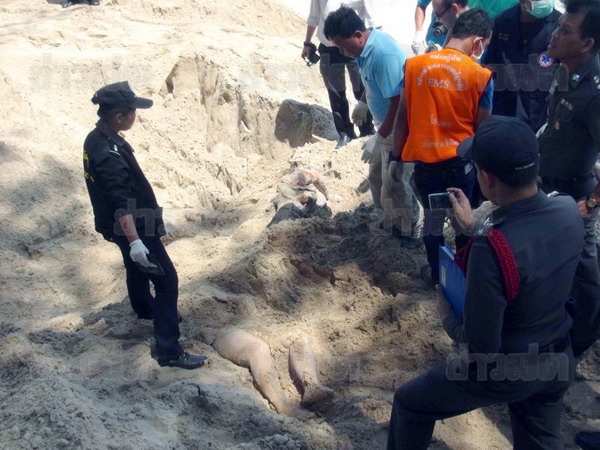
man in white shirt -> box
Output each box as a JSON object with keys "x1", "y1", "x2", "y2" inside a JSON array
[{"x1": 302, "y1": 0, "x2": 379, "y2": 148}]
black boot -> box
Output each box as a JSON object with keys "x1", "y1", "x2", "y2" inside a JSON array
[
  {"x1": 158, "y1": 352, "x2": 207, "y2": 370},
  {"x1": 575, "y1": 431, "x2": 600, "y2": 450}
]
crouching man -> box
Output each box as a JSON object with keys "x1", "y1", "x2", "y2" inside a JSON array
[{"x1": 387, "y1": 116, "x2": 584, "y2": 449}]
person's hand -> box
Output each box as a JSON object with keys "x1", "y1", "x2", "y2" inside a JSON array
[
  {"x1": 411, "y1": 30, "x2": 426, "y2": 55},
  {"x1": 129, "y1": 239, "x2": 154, "y2": 267},
  {"x1": 361, "y1": 134, "x2": 383, "y2": 164},
  {"x1": 301, "y1": 44, "x2": 311, "y2": 60},
  {"x1": 352, "y1": 100, "x2": 369, "y2": 126},
  {"x1": 435, "y1": 284, "x2": 453, "y2": 321},
  {"x1": 447, "y1": 188, "x2": 475, "y2": 232},
  {"x1": 578, "y1": 199, "x2": 593, "y2": 218}
]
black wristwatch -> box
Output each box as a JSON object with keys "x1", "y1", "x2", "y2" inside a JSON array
[{"x1": 303, "y1": 41, "x2": 312, "y2": 47}]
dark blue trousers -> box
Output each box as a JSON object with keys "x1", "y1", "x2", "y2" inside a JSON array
[
  {"x1": 414, "y1": 159, "x2": 476, "y2": 283},
  {"x1": 111, "y1": 235, "x2": 183, "y2": 360},
  {"x1": 388, "y1": 347, "x2": 575, "y2": 449}
]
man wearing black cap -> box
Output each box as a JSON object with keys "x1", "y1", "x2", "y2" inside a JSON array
[
  {"x1": 538, "y1": 0, "x2": 600, "y2": 361},
  {"x1": 83, "y1": 81, "x2": 206, "y2": 370},
  {"x1": 387, "y1": 116, "x2": 584, "y2": 450}
]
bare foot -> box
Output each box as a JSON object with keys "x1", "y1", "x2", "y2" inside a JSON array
[{"x1": 301, "y1": 385, "x2": 334, "y2": 406}]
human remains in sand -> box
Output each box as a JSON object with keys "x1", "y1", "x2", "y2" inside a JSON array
[
  {"x1": 269, "y1": 166, "x2": 332, "y2": 226},
  {"x1": 202, "y1": 328, "x2": 333, "y2": 415}
]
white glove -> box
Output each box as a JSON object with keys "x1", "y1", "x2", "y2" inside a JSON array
[
  {"x1": 129, "y1": 239, "x2": 154, "y2": 267},
  {"x1": 411, "y1": 30, "x2": 426, "y2": 55},
  {"x1": 352, "y1": 100, "x2": 369, "y2": 126},
  {"x1": 360, "y1": 133, "x2": 385, "y2": 164}
]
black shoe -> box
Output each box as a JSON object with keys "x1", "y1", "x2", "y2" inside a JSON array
[
  {"x1": 62, "y1": 0, "x2": 75, "y2": 7},
  {"x1": 89, "y1": 0, "x2": 100, "y2": 5},
  {"x1": 158, "y1": 352, "x2": 207, "y2": 370},
  {"x1": 576, "y1": 431, "x2": 600, "y2": 450},
  {"x1": 335, "y1": 132, "x2": 354, "y2": 149}
]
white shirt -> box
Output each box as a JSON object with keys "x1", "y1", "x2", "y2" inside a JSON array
[{"x1": 307, "y1": 0, "x2": 382, "y2": 47}]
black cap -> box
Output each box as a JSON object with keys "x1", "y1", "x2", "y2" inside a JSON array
[
  {"x1": 457, "y1": 116, "x2": 539, "y2": 175},
  {"x1": 91, "y1": 81, "x2": 153, "y2": 110}
]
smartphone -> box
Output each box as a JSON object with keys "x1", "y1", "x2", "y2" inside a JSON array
[
  {"x1": 134, "y1": 253, "x2": 165, "y2": 276},
  {"x1": 428, "y1": 192, "x2": 452, "y2": 210}
]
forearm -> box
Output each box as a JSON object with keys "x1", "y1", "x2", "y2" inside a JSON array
[
  {"x1": 378, "y1": 95, "x2": 400, "y2": 138},
  {"x1": 414, "y1": 5, "x2": 426, "y2": 31},
  {"x1": 443, "y1": 316, "x2": 467, "y2": 344},
  {"x1": 118, "y1": 214, "x2": 140, "y2": 244},
  {"x1": 304, "y1": 26, "x2": 316, "y2": 43},
  {"x1": 391, "y1": 100, "x2": 408, "y2": 159}
]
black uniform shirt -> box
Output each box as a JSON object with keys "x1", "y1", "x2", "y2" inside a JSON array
[
  {"x1": 539, "y1": 55, "x2": 600, "y2": 179},
  {"x1": 483, "y1": 5, "x2": 561, "y2": 132},
  {"x1": 83, "y1": 120, "x2": 164, "y2": 238},
  {"x1": 443, "y1": 191, "x2": 584, "y2": 354}
]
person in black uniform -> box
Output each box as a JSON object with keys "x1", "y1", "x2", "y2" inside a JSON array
[
  {"x1": 483, "y1": 0, "x2": 561, "y2": 132},
  {"x1": 538, "y1": 0, "x2": 600, "y2": 359},
  {"x1": 387, "y1": 116, "x2": 584, "y2": 450},
  {"x1": 83, "y1": 81, "x2": 206, "y2": 370}
]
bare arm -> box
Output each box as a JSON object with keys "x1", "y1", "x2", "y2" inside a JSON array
[
  {"x1": 378, "y1": 95, "x2": 400, "y2": 139},
  {"x1": 118, "y1": 214, "x2": 140, "y2": 244},
  {"x1": 415, "y1": 4, "x2": 426, "y2": 32},
  {"x1": 391, "y1": 89, "x2": 408, "y2": 159},
  {"x1": 475, "y1": 107, "x2": 491, "y2": 130}
]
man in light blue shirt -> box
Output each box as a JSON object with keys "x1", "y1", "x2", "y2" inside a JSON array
[{"x1": 325, "y1": 6, "x2": 421, "y2": 245}]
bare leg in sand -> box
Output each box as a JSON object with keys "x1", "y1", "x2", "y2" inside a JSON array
[
  {"x1": 288, "y1": 336, "x2": 334, "y2": 406},
  {"x1": 213, "y1": 328, "x2": 292, "y2": 414},
  {"x1": 209, "y1": 328, "x2": 333, "y2": 414}
]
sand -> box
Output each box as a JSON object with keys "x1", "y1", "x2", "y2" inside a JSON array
[{"x1": 0, "y1": 0, "x2": 598, "y2": 448}]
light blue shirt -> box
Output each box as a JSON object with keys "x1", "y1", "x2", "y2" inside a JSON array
[
  {"x1": 417, "y1": 0, "x2": 447, "y2": 47},
  {"x1": 356, "y1": 28, "x2": 406, "y2": 125}
]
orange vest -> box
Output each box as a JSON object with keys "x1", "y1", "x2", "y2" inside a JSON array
[{"x1": 402, "y1": 49, "x2": 492, "y2": 164}]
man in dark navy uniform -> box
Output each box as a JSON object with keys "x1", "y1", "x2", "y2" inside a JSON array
[
  {"x1": 83, "y1": 82, "x2": 207, "y2": 370},
  {"x1": 387, "y1": 116, "x2": 583, "y2": 450},
  {"x1": 483, "y1": 0, "x2": 561, "y2": 132},
  {"x1": 538, "y1": 0, "x2": 600, "y2": 360}
]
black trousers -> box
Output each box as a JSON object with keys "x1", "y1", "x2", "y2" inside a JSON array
[
  {"x1": 414, "y1": 159, "x2": 476, "y2": 283},
  {"x1": 388, "y1": 347, "x2": 575, "y2": 450},
  {"x1": 318, "y1": 44, "x2": 374, "y2": 137},
  {"x1": 540, "y1": 176, "x2": 600, "y2": 355},
  {"x1": 111, "y1": 235, "x2": 183, "y2": 360}
]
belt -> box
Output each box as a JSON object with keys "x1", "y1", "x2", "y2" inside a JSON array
[
  {"x1": 541, "y1": 174, "x2": 594, "y2": 187},
  {"x1": 538, "y1": 335, "x2": 570, "y2": 354}
]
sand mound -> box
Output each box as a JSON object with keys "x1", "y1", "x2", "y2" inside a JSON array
[{"x1": 1, "y1": 0, "x2": 599, "y2": 449}]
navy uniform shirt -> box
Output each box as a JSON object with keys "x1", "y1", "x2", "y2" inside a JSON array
[
  {"x1": 83, "y1": 120, "x2": 164, "y2": 238},
  {"x1": 443, "y1": 191, "x2": 584, "y2": 354},
  {"x1": 539, "y1": 55, "x2": 600, "y2": 182},
  {"x1": 483, "y1": 5, "x2": 561, "y2": 132}
]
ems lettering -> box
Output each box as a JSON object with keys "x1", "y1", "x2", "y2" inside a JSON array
[{"x1": 428, "y1": 78, "x2": 450, "y2": 89}]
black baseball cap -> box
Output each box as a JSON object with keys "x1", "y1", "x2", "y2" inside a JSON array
[
  {"x1": 91, "y1": 81, "x2": 153, "y2": 110},
  {"x1": 457, "y1": 116, "x2": 539, "y2": 175}
]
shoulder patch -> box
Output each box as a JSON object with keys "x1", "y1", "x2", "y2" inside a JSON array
[{"x1": 538, "y1": 52, "x2": 554, "y2": 68}]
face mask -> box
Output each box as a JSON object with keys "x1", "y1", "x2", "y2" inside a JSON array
[
  {"x1": 529, "y1": 0, "x2": 554, "y2": 19},
  {"x1": 471, "y1": 39, "x2": 484, "y2": 62}
]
